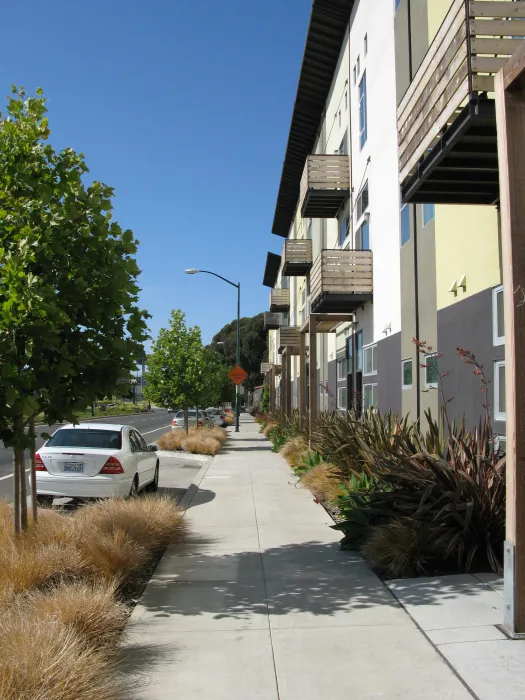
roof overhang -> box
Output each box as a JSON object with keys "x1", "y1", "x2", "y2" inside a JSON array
[
  {"x1": 272, "y1": 0, "x2": 354, "y2": 238},
  {"x1": 262, "y1": 252, "x2": 282, "y2": 288}
]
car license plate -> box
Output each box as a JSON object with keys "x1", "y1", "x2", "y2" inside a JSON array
[{"x1": 63, "y1": 462, "x2": 84, "y2": 473}]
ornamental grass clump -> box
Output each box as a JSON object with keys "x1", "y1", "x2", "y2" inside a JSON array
[{"x1": 300, "y1": 463, "x2": 342, "y2": 504}]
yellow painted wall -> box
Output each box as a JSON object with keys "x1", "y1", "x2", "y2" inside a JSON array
[
  {"x1": 427, "y1": 0, "x2": 452, "y2": 41},
  {"x1": 435, "y1": 206, "x2": 501, "y2": 310}
]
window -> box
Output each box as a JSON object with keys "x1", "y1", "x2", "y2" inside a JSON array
[
  {"x1": 422, "y1": 203, "x2": 435, "y2": 227},
  {"x1": 337, "y1": 358, "x2": 348, "y2": 380},
  {"x1": 363, "y1": 343, "x2": 377, "y2": 375},
  {"x1": 129, "y1": 431, "x2": 142, "y2": 453},
  {"x1": 339, "y1": 131, "x2": 348, "y2": 156},
  {"x1": 338, "y1": 386, "x2": 348, "y2": 410},
  {"x1": 493, "y1": 284, "x2": 504, "y2": 346},
  {"x1": 353, "y1": 65, "x2": 357, "y2": 85},
  {"x1": 307, "y1": 219, "x2": 312, "y2": 240},
  {"x1": 357, "y1": 55, "x2": 361, "y2": 76},
  {"x1": 424, "y1": 353, "x2": 440, "y2": 388},
  {"x1": 364, "y1": 34, "x2": 368, "y2": 56},
  {"x1": 494, "y1": 360, "x2": 506, "y2": 421},
  {"x1": 402, "y1": 359, "x2": 413, "y2": 389},
  {"x1": 395, "y1": 0, "x2": 402, "y2": 11},
  {"x1": 401, "y1": 203, "x2": 410, "y2": 246},
  {"x1": 359, "y1": 72, "x2": 367, "y2": 149},
  {"x1": 345, "y1": 90, "x2": 348, "y2": 110},
  {"x1": 338, "y1": 209, "x2": 350, "y2": 246},
  {"x1": 356, "y1": 219, "x2": 370, "y2": 250},
  {"x1": 46, "y1": 429, "x2": 122, "y2": 450},
  {"x1": 363, "y1": 383, "x2": 378, "y2": 409},
  {"x1": 356, "y1": 182, "x2": 369, "y2": 220}
]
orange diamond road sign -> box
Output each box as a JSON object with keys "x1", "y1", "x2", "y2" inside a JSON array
[{"x1": 228, "y1": 365, "x2": 248, "y2": 385}]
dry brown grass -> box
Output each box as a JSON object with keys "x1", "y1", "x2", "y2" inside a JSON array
[
  {"x1": 76, "y1": 494, "x2": 188, "y2": 553},
  {"x1": 300, "y1": 463, "x2": 343, "y2": 504},
  {"x1": 0, "y1": 610, "x2": 123, "y2": 700},
  {"x1": 23, "y1": 580, "x2": 128, "y2": 647},
  {"x1": 280, "y1": 437, "x2": 309, "y2": 468},
  {"x1": 223, "y1": 414, "x2": 234, "y2": 426},
  {"x1": 157, "y1": 425, "x2": 228, "y2": 455},
  {"x1": 263, "y1": 422, "x2": 278, "y2": 438}
]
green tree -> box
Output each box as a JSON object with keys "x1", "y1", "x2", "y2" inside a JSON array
[
  {"x1": 0, "y1": 87, "x2": 149, "y2": 532},
  {"x1": 210, "y1": 313, "x2": 267, "y2": 392},
  {"x1": 144, "y1": 309, "x2": 207, "y2": 428}
]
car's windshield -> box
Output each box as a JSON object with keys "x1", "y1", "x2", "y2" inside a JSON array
[
  {"x1": 176, "y1": 411, "x2": 197, "y2": 417},
  {"x1": 46, "y1": 429, "x2": 122, "y2": 450}
]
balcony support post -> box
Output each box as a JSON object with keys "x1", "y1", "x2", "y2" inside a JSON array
[
  {"x1": 496, "y1": 51, "x2": 525, "y2": 636},
  {"x1": 308, "y1": 315, "x2": 318, "y2": 441},
  {"x1": 299, "y1": 331, "x2": 307, "y2": 429}
]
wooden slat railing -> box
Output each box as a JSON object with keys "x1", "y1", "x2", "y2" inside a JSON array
[
  {"x1": 398, "y1": 0, "x2": 525, "y2": 184},
  {"x1": 309, "y1": 250, "x2": 373, "y2": 307}
]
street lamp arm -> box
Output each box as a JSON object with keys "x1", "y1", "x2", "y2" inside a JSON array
[{"x1": 198, "y1": 270, "x2": 239, "y2": 289}]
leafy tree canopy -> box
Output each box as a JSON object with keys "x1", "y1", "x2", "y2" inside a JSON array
[{"x1": 209, "y1": 312, "x2": 267, "y2": 392}]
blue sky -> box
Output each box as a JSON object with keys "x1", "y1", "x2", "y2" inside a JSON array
[{"x1": 1, "y1": 0, "x2": 309, "y2": 344}]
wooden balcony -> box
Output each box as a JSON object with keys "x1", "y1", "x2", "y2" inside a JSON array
[
  {"x1": 300, "y1": 155, "x2": 350, "y2": 218},
  {"x1": 277, "y1": 326, "x2": 301, "y2": 355},
  {"x1": 282, "y1": 239, "x2": 313, "y2": 277},
  {"x1": 309, "y1": 250, "x2": 373, "y2": 314},
  {"x1": 270, "y1": 288, "x2": 290, "y2": 313},
  {"x1": 398, "y1": 0, "x2": 525, "y2": 205},
  {"x1": 261, "y1": 362, "x2": 273, "y2": 374},
  {"x1": 264, "y1": 312, "x2": 282, "y2": 330}
]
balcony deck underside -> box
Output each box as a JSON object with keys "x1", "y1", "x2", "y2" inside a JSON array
[
  {"x1": 401, "y1": 98, "x2": 498, "y2": 205},
  {"x1": 282, "y1": 261, "x2": 312, "y2": 276},
  {"x1": 270, "y1": 303, "x2": 289, "y2": 313},
  {"x1": 311, "y1": 291, "x2": 373, "y2": 314},
  {"x1": 301, "y1": 189, "x2": 349, "y2": 218}
]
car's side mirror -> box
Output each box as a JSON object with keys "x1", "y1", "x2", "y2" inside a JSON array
[{"x1": 148, "y1": 445, "x2": 158, "y2": 452}]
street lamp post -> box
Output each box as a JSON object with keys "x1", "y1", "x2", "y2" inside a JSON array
[{"x1": 185, "y1": 269, "x2": 241, "y2": 433}]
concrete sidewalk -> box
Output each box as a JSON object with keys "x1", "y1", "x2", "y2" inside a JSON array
[{"x1": 122, "y1": 415, "x2": 477, "y2": 699}]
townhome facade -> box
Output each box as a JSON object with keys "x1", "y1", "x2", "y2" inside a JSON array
[{"x1": 263, "y1": 0, "x2": 522, "y2": 442}]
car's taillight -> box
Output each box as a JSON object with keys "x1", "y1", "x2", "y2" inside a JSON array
[
  {"x1": 34, "y1": 453, "x2": 47, "y2": 471},
  {"x1": 100, "y1": 456, "x2": 124, "y2": 474},
  {"x1": 198, "y1": 420, "x2": 203, "y2": 426}
]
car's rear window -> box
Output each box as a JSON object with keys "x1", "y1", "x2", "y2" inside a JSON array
[
  {"x1": 175, "y1": 411, "x2": 197, "y2": 417},
  {"x1": 46, "y1": 429, "x2": 122, "y2": 449}
]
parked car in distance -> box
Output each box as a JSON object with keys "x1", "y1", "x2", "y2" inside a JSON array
[
  {"x1": 35, "y1": 423, "x2": 160, "y2": 504},
  {"x1": 171, "y1": 410, "x2": 204, "y2": 430}
]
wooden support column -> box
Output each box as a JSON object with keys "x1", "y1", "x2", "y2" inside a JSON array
[
  {"x1": 285, "y1": 349, "x2": 292, "y2": 418},
  {"x1": 269, "y1": 367, "x2": 276, "y2": 414},
  {"x1": 496, "y1": 49, "x2": 525, "y2": 635},
  {"x1": 299, "y1": 332, "x2": 306, "y2": 427},
  {"x1": 280, "y1": 350, "x2": 287, "y2": 421},
  {"x1": 308, "y1": 315, "x2": 318, "y2": 439}
]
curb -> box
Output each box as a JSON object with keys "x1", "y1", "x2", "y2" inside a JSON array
[{"x1": 179, "y1": 458, "x2": 214, "y2": 512}]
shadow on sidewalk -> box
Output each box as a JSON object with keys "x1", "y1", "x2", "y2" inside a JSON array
[{"x1": 129, "y1": 538, "x2": 486, "y2": 623}]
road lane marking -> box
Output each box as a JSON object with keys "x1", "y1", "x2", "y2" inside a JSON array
[
  {"x1": 0, "y1": 469, "x2": 31, "y2": 481},
  {"x1": 142, "y1": 426, "x2": 172, "y2": 435}
]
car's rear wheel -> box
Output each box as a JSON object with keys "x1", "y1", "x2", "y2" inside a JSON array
[
  {"x1": 128, "y1": 475, "x2": 139, "y2": 498},
  {"x1": 147, "y1": 462, "x2": 159, "y2": 492},
  {"x1": 37, "y1": 494, "x2": 54, "y2": 507}
]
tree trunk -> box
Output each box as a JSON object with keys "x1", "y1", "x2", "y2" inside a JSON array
[
  {"x1": 196, "y1": 407, "x2": 199, "y2": 429},
  {"x1": 184, "y1": 407, "x2": 189, "y2": 435},
  {"x1": 29, "y1": 417, "x2": 38, "y2": 523},
  {"x1": 13, "y1": 450, "x2": 20, "y2": 536},
  {"x1": 14, "y1": 417, "x2": 28, "y2": 531}
]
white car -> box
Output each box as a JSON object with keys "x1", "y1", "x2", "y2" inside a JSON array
[{"x1": 35, "y1": 423, "x2": 159, "y2": 504}]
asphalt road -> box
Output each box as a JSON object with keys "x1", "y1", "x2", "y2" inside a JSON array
[{"x1": 0, "y1": 409, "x2": 174, "y2": 501}]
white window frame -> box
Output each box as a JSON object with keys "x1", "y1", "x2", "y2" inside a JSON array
[
  {"x1": 337, "y1": 386, "x2": 347, "y2": 411},
  {"x1": 494, "y1": 360, "x2": 506, "y2": 421},
  {"x1": 337, "y1": 358, "x2": 348, "y2": 381},
  {"x1": 363, "y1": 343, "x2": 377, "y2": 376},
  {"x1": 424, "y1": 353, "x2": 439, "y2": 389},
  {"x1": 492, "y1": 284, "x2": 504, "y2": 346},
  {"x1": 402, "y1": 358, "x2": 413, "y2": 390},
  {"x1": 363, "y1": 383, "x2": 378, "y2": 409}
]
